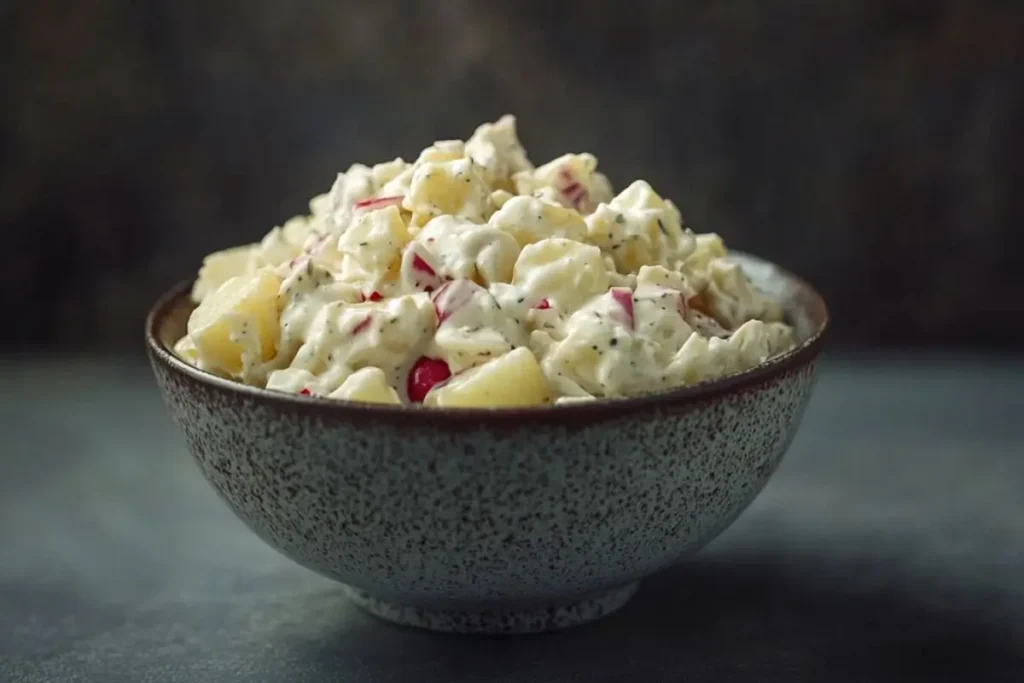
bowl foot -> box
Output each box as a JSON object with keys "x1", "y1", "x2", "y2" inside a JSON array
[{"x1": 343, "y1": 582, "x2": 640, "y2": 634}]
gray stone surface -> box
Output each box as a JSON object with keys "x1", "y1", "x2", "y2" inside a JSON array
[{"x1": 1, "y1": 354, "x2": 1023, "y2": 682}]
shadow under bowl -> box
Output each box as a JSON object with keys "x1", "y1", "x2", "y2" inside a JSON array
[{"x1": 145, "y1": 251, "x2": 828, "y2": 634}]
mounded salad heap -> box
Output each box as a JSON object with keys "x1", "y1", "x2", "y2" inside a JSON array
[{"x1": 174, "y1": 116, "x2": 795, "y2": 407}]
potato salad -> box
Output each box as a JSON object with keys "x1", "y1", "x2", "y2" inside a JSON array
[{"x1": 174, "y1": 116, "x2": 795, "y2": 407}]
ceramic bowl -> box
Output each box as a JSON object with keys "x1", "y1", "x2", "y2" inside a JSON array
[{"x1": 146, "y1": 251, "x2": 828, "y2": 634}]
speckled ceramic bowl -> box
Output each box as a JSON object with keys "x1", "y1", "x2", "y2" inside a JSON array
[{"x1": 146, "y1": 251, "x2": 827, "y2": 634}]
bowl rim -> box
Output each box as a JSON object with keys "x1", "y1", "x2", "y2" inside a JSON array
[{"x1": 146, "y1": 251, "x2": 828, "y2": 425}]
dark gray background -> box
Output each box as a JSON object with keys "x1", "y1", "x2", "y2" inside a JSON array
[{"x1": 2, "y1": 0, "x2": 1022, "y2": 351}]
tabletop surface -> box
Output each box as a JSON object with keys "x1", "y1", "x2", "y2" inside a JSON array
[{"x1": 1, "y1": 353, "x2": 1022, "y2": 683}]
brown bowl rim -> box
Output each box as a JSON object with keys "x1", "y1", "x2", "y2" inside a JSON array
[{"x1": 145, "y1": 252, "x2": 828, "y2": 426}]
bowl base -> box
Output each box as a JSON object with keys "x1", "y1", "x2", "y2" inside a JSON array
[{"x1": 343, "y1": 582, "x2": 640, "y2": 634}]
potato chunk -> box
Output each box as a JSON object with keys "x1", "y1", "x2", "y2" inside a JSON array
[
  {"x1": 192, "y1": 244, "x2": 254, "y2": 302},
  {"x1": 424, "y1": 346, "x2": 550, "y2": 408},
  {"x1": 512, "y1": 237, "x2": 609, "y2": 313},
  {"x1": 187, "y1": 270, "x2": 283, "y2": 376},
  {"x1": 328, "y1": 367, "x2": 401, "y2": 405}
]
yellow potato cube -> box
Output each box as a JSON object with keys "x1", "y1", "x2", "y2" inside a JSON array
[
  {"x1": 337, "y1": 205, "x2": 410, "y2": 274},
  {"x1": 512, "y1": 238, "x2": 609, "y2": 313},
  {"x1": 172, "y1": 335, "x2": 199, "y2": 364},
  {"x1": 187, "y1": 270, "x2": 283, "y2": 376},
  {"x1": 328, "y1": 367, "x2": 401, "y2": 405},
  {"x1": 414, "y1": 140, "x2": 465, "y2": 165},
  {"x1": 684, "y1": 233, "x2": 727, "y2": 275},
  {"x1": 192, "y1": 244, "x2": 255, "y2": 302},
  {"x1": 424, "y1": 347, "x2": 551, "y2": 408},
  {"x1": 404, "y1": 159, "x2": 491, "y2": 223},
  {"x1": 280, "y1": 214, "x2": 317, "y2": 248},
  {"x1": 489, "y1": 195, "x2": 587, "y2": 248}
]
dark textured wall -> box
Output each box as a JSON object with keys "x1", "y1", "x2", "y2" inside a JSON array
[{"x1": 2, "y1": 1, "x2": 1021, "y2": 350}]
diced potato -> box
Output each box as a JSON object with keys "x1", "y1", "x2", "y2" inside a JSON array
[
  {"x1": 187, "y1": 270, "x2": 283, "y2": 376},
  {"x1": 415, "y1": 216, "x2": 520, "y2": 286},
  {"x1": 337, "y1": 205, "x2": 410, "y2": 274},
  {"x1": 266, "y1": 367, "x2": 317, "y2": 394},
  {"x1": 328, "y1": 367, "x2": 401, "y2": 404},
  {"x1": 424, "y1": 346, "x2": 550, "y2": 408},
  {"x1": 280, "y1": 215, "x2": 317, "y2": 249},
  {"x1": 489, "y1": 189, "x2": 515, "y2": 209},
  {"x1": 683, "y1": 233, "x2": 727, "y2": 278},
  {"x1": 584, "y1": 180, "x2": 690, "y2": 274},
  {"x1": 414, "y1": 140, "x2": 465, "y2": 165},
  {"x1": 404, "y1": 158, "x2": 492, "y2": 223},
  {"x1": 512, "y1": 153, "x2": 612, "y2": 213},
  {"x1": 371, "y1": 158, "x2": 412, "y2": 188},
  {"x1": 489, "y1": 195, "x2": 588, "y2": 248},
  {"x1": 249, "y1": 226, "x2": 303, "y2": 270},
  {"x1": 172, "y1": 335, "x2": 198, "y2": 364},
  {"x1": 512, "y1": 237, "x2": 609, "y2": 313},
  {"x1": 192, "y1": 244, "x2": 255, "y2": 302},
  {"x1": 308, "y1": 193, "x2": 331, "y2": 216}
]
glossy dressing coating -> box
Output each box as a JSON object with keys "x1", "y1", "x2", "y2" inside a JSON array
[{"x1": 174, "y1": 116, "x2": 794, "y2": 406}]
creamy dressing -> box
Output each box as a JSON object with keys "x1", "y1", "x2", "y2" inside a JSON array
[{"x1": 175, "y1": 115, "x2": 797, "y2": 406}]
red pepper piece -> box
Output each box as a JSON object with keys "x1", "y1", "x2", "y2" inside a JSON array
[
  {"x1": 353, "y1": 195, "x2": 404, "y2": 210},
  {"x1": 610, "y1": 288, "x2": 635, "y2": 329},
  {"x1": 412, "y1": 253, "x2": 437, "y2": 278},
  {"x1": 352, "y1": 316, "x2": 372, "y2": 336},
  {"x1": 406, "y1": 356, "x2": 452, "y2": 403}
]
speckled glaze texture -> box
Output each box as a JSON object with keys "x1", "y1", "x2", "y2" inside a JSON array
[{"x1": 147, "y1": 252, "x2": 828, "y2": 634}]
